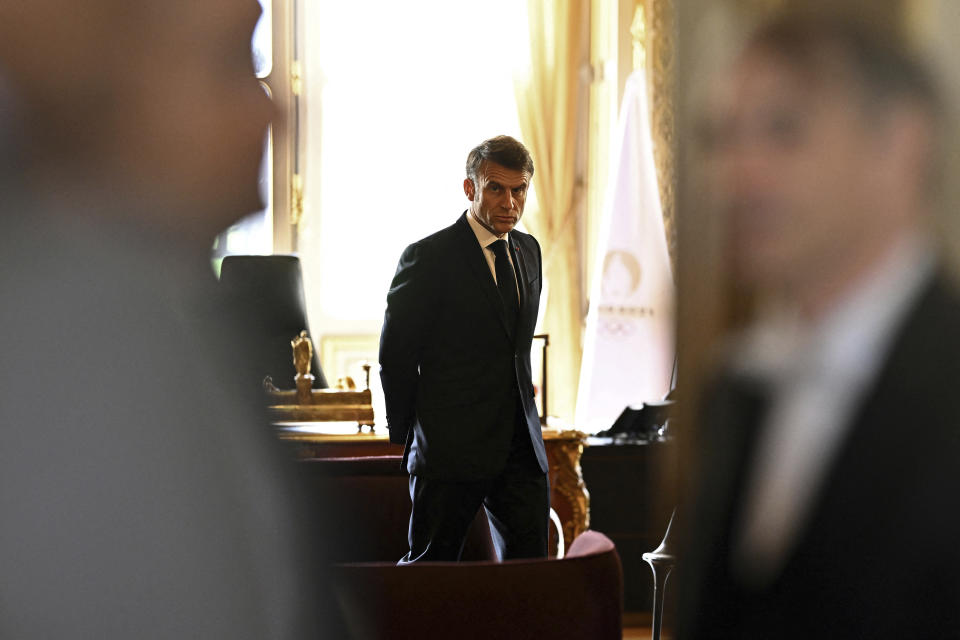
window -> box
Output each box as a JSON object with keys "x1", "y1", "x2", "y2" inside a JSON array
[
  {"x1": 292, "y1": 1, "x2": 534, "y2": 418},
  {"x1": 298, "y1": 1, "x2": 532, "y2": 339},
  {"x1": 210, "y1": 1, "x2": 535, "y2": 417}
]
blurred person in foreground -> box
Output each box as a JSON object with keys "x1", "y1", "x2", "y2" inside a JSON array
[
  {"x1": 679, "y1": 12, "x2": 960, "y2": 639},
  {"x1": 0, "y1": 1, "x2": 336, "y2": 637}
]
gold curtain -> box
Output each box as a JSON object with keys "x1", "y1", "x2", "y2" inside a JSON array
[
  {"x1": 515, "y1": 0, "x2": 590, "y2": 423},
  {"x1": 642, "y1": 0, "x2": 677, "y2": 267}
]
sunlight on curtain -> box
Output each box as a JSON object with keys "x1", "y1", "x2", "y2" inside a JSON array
[
  {"x1": 299, "y1": 1, "x2": 532, "y2": 341},
  {"x1": 515, "y1": 0, "x2": 590, "y2": 423}
]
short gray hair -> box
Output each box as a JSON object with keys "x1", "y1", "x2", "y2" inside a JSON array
[{"x1": 465, "y1": 135, "x2": 535, "y2": 182}]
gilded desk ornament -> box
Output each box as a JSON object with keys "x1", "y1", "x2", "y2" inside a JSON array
[
  {"x1": 292, "y1": 330, "x2": 314, "y2": 404},
  {"x1": 266, "y1": 330, "x2": 375, "y2": 431}
]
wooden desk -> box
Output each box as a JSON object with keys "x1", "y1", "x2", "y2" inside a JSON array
[{"x1": 277, "y1": 423, "x2": 590, "y2": 550}]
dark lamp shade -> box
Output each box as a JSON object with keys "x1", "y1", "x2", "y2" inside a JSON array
[{"x1": 219, "y1": 255, "x2": 328, "y2": 389}]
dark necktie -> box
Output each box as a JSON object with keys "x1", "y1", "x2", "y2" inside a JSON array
[{"x1": 490, "y1": 239, "x2": 519, "y2": 331}]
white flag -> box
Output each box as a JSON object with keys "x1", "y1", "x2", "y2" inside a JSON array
[{"x1": 575, "y1": 69, "x2": 675, "y2": 434}]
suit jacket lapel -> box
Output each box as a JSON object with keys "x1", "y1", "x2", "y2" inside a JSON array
[{"x1": 454, "y1": 214, "x2": 513, "y2": 339}]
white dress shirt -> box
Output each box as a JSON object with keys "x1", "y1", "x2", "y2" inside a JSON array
[
  {"x1": 729, "y1": 233, "x2": 935, "y2": 586},
  {"x1": 466, "y1": 210, "x2": 521, "y2": 300}
]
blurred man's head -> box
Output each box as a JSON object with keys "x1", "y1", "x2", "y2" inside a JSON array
[
  {"x1": 704, "y1": 13, "x2": 941, "y2": 316},
  {"x1": 0, "y1": 0, "x2": 272, "y2": 248}
]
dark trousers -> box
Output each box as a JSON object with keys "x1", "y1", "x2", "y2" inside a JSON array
[{"x1": 399, "y1": 398, "x2": 549, "y2": 563}]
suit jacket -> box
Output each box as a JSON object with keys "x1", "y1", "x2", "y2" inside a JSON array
[
  {"x1": 679, "y1": 270, "x2": 960, "y2": 639},
  {"x1": 379, "y1": 212, "x2": 549, "y2": 480}
]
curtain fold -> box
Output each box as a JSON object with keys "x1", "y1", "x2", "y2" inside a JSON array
[{"x1": 515, "y1": 0, "x2": 589, "y2": 423}]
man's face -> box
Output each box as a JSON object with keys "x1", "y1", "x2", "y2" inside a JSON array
[
  {"x1": 0, "y1": 0, "x2": 273, "y2": 245},
  {"x1": 464, "y1": 162, "x2": 530, "y2": 236},
  {"x1": 704, "y1": 50, "x2": 914, "y2": 299}
]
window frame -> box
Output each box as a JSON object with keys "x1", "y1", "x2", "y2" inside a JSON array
[{"x1": 267, "y1": 0, "x2": 300, "y2": 254}]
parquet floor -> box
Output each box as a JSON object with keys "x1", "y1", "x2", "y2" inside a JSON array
[{"x1": 622, "y1": 613, "x2": 672, "y2": 640}]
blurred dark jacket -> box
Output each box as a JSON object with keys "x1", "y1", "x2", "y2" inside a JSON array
[{"x1": 679, "y1": 271, "x2": 960, "y2": 639}]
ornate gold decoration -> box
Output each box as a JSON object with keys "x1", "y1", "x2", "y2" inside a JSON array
[
  {"x1": 292, "y1": 329, "x2": 312, "y2": 375},
  {"x1": 292, "y1": 329, "x2": 314, "y2": 403},
  {"x1": 335, "y1": 376, "x2": 357, "y2": 390},
  {"x1": 643, "y1": 0, "x2": 677, "y2": 270},
  {"x1": 543, "y1": 429, "x2": 590, "y2": 549},
  {"x1": 265, "y1": 330, "x2": 375, "y2": 429},
  {"x1": 290, "y1": 59, "x2": 303, "y2": 97},
  {"x1": 290, "y1": 172, "x2": 304, "y2": 226}
]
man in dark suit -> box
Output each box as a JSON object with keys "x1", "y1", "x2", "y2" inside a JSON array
[
  {"x1": 679, "y1": 13, "x2": 960, "y2": 638},
  {"x1": 380, "y1": 135, "x2": 550, "y2": 563}
]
